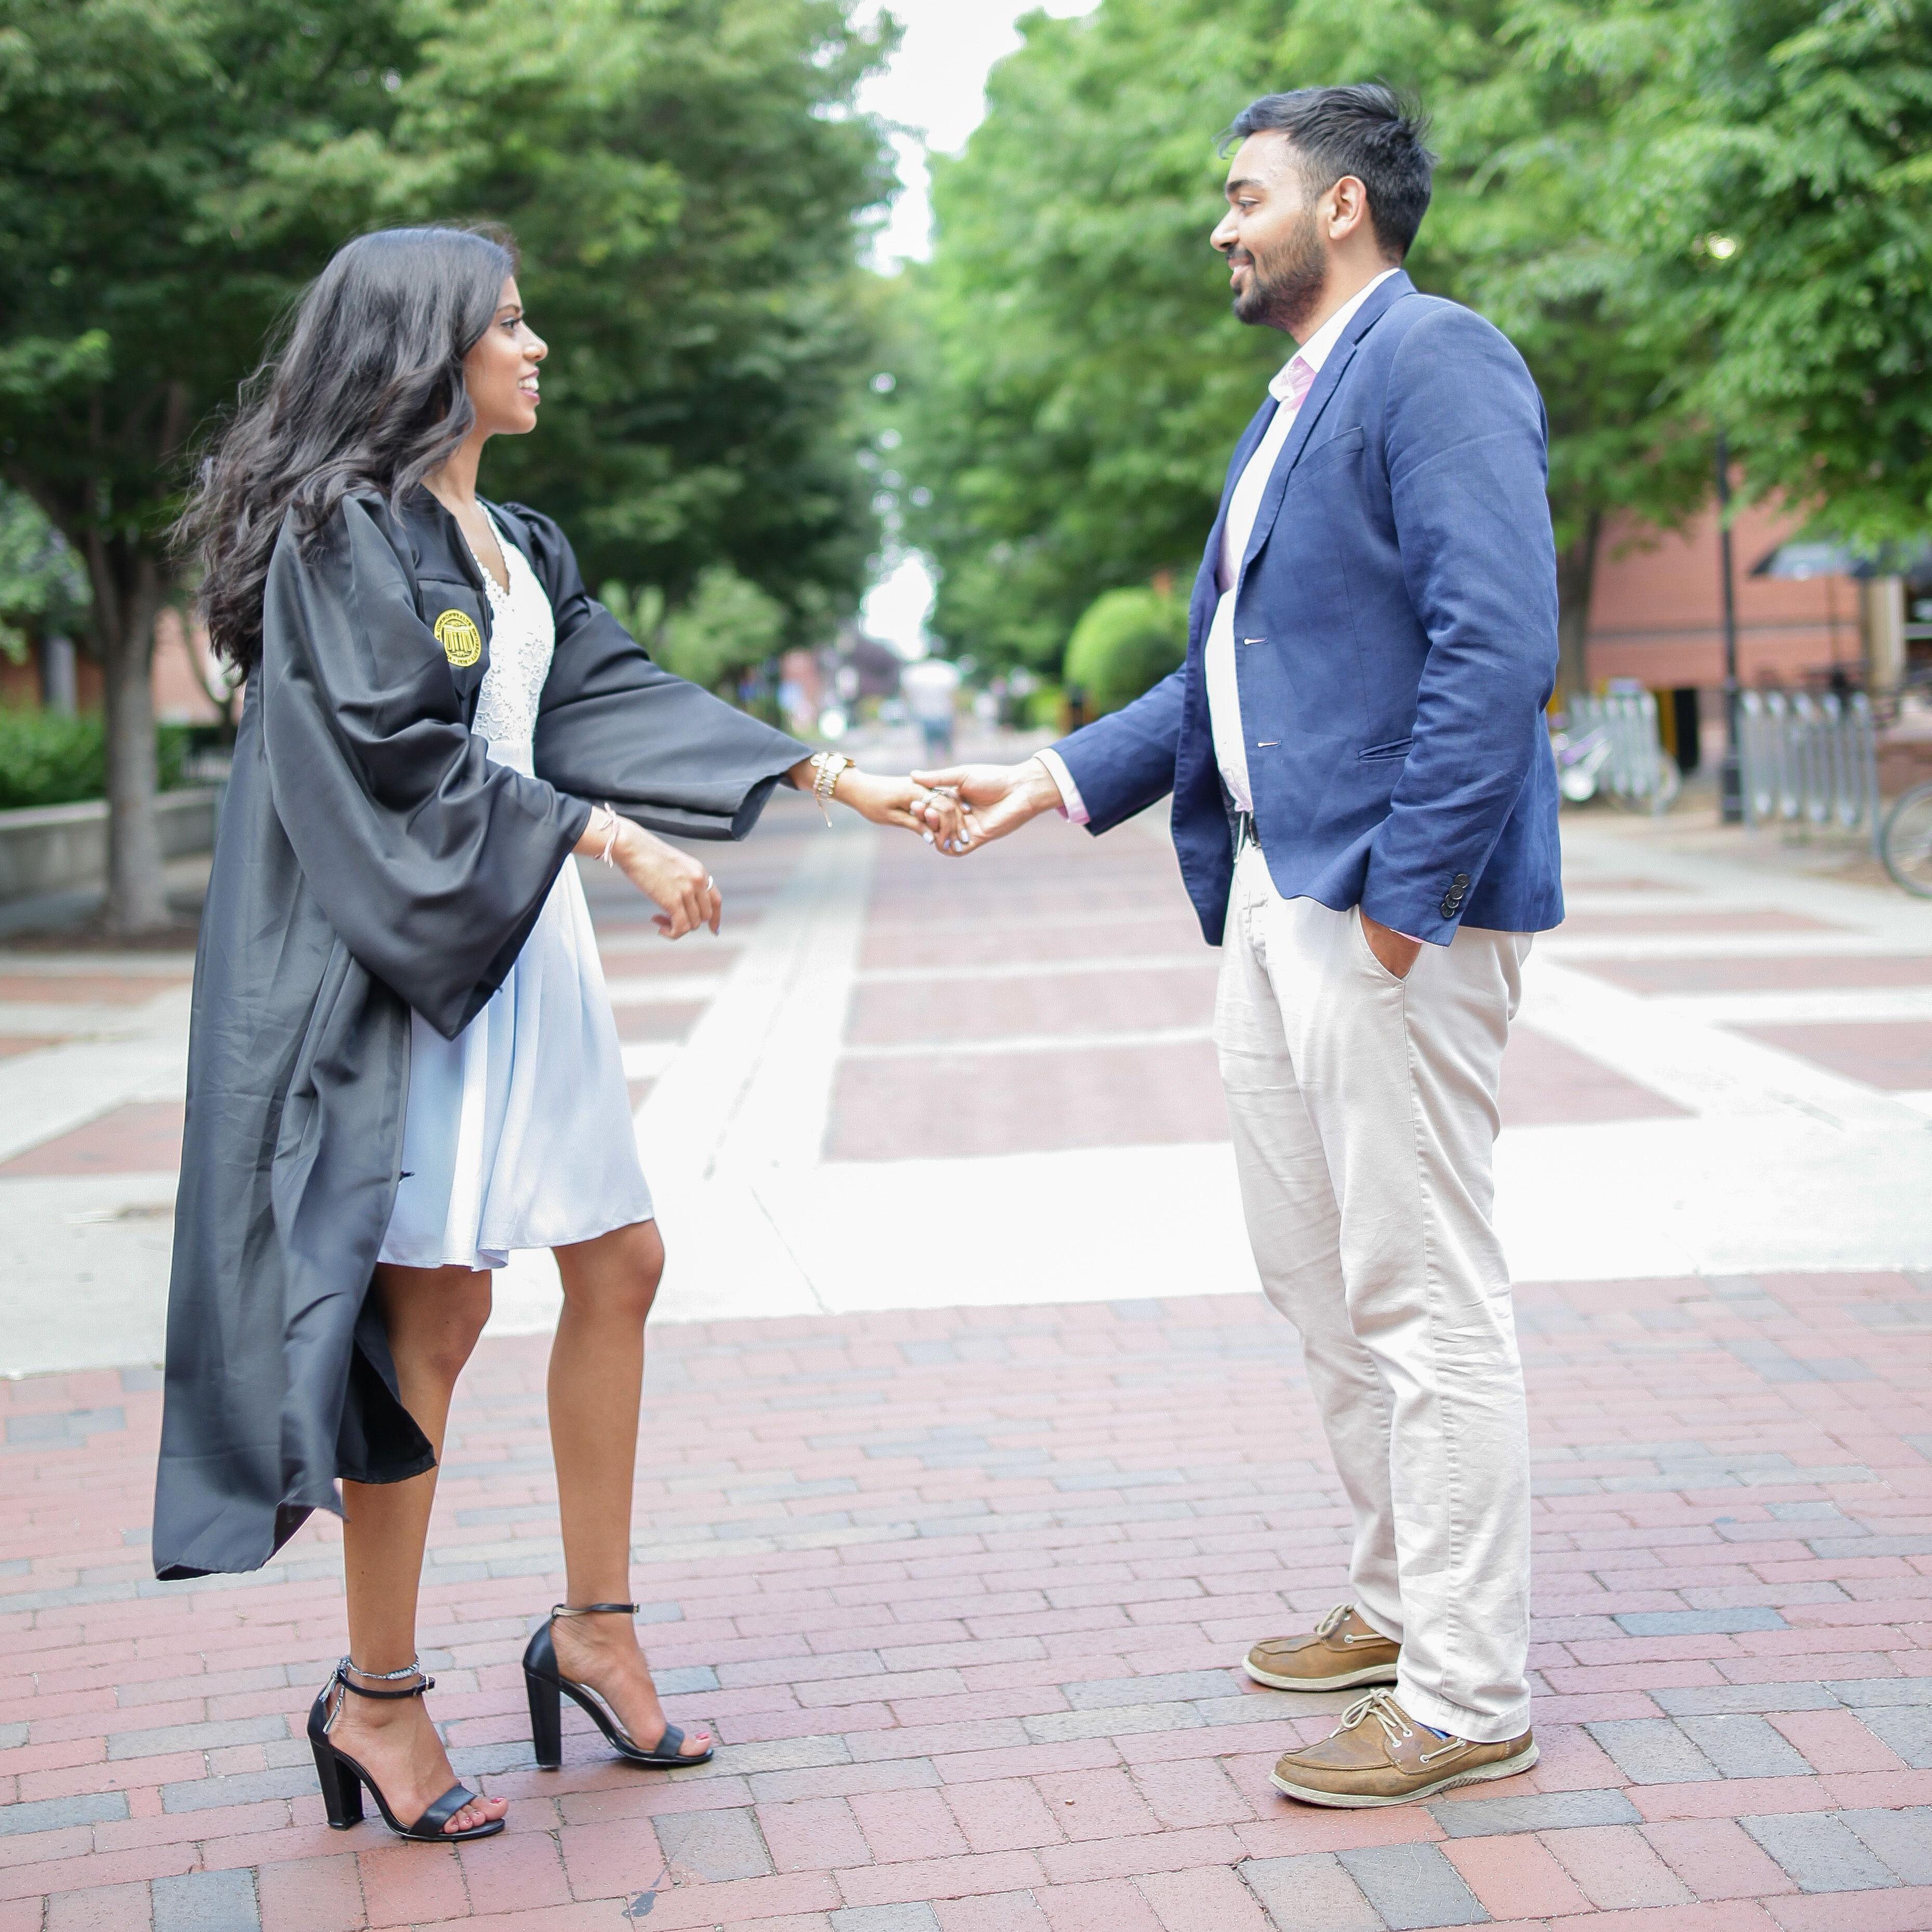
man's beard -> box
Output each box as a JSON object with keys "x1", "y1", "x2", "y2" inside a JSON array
[{"x1": 1231, "y1": 206, "x2": 1326, "y2": 334}]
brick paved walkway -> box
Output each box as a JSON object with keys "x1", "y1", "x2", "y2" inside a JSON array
[
  {"x1": 3, "y1": 740, "x2": 1931, "y2": 1929},
  {"x1": 5, "y1": 1274, "x2": 1930, "y2": 1930}
]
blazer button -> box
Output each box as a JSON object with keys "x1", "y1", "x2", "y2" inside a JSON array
[
  {"x1": 1451, "y1": 872, "x2": 1470, "y2": 889},
  {"x1": 1440, "y1": 898, "x2": 1458, "y2": 920}
]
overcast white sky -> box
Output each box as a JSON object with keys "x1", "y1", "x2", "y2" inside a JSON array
[
  {"x1": 854, "y1": 1, "x2": 1100, "y2": 655},
  {"x1": 855, "y1": 0, "x2": 1101, "y2": 267}
]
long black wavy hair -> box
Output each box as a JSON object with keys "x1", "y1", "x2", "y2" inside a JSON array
[{"x1": 178, "y1": 224, "x2": 518, "y2": 673}]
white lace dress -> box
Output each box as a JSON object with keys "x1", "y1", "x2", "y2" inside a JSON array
[{"x1": 378, "y1": 516, "x2": 654, "y2": 1271}]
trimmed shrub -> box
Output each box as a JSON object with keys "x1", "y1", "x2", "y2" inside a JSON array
[
  {"x1": 1063, "y1": 587, "x2": 1187, "y2": 717},
  {"x1": 0, "y1": 708, "x2": 189, "y2": 810}
]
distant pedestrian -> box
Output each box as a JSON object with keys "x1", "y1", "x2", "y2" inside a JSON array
[
  {"x1": 915, "y1": 85, "x2": 1562, "y2": 1805},
  {"x1": 163, "y1": 225, "x2": 961, "y2": 1843},
  {"x1": 901, "y1": 655, "x2": 961, "y2": 762}
]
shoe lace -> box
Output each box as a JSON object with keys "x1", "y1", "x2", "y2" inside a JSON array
[
  {"x1": 1315, "y1": 1603, "x2": 1386, "y2": 1646},
  {"x1": 1335, "y1": 1688, "x2": 1415, "y2": 1748}
]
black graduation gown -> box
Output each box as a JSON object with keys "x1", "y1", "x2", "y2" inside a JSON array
[{"x1": 153, "y1": 487, "x2": 808, "y2": 1581}]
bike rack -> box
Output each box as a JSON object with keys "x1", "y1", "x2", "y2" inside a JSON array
[
  {"x1": 1738, "y1": 689, "x2": 1882, "y2": 856},
  {"x1": 1566, "y1": 689, "x2": 1677, "y2": 810}
]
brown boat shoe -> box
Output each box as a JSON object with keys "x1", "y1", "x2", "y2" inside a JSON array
[
  {"x1": 1271, "y1": 1688, "x2": 1537, "y2": 1807},
  {"x1": 1242, "y1": 1604, "x2": 1401, "y2": 1693}
]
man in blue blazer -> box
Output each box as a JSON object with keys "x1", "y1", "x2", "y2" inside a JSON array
[{"x1": 920, "y1": 84, "x2": 1562, "y2": 1807}]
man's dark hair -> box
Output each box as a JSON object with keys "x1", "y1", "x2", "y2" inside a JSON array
[{"x1": 1222, "y1": 84, "x2": 1435, "y2": 260}]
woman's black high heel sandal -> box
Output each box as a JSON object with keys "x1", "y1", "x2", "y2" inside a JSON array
[
  {"x1": 523, "y1": 1602, "x2": 714, "y2": 1771},
  {"x1": 307, "y1": 1659, "x2": 505, "y2": 1842}
]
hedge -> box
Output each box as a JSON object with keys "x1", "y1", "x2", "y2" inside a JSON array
[
  {"x1": 1063, "y1": 587, "x2": 1188, "y2": 717},
  {"x1": 0, "y1": 707, "x2": 190, "y2": 811}
]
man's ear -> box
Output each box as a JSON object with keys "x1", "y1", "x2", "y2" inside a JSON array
[{"x1": 1326, "y1": 174, "x2": 1373, "y2": 243}]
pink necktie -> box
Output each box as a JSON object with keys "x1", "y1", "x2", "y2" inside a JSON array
[{"x1": 1285, "y1": 356, "x2": 1315, "y2": 409}]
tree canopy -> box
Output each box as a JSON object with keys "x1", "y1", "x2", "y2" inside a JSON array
[
  {"x1": 900, "y1": 0, "x2": 1930, "y2": 688},
  {"x1": 0, "y1": 0, "x2": 894, "y2": 926}
]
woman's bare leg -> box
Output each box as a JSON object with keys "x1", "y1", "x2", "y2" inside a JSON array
[
  {"x1": 331, "y1": 1263, "x2": 508, "y2": 1833},
  {"x1": 545, "y1": 1220, "x2": 710, "y2": 1757}
]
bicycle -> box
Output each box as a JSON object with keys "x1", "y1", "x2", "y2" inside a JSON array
[{"x1": 1881, "y1": 781, "x2": 1932, "y2": 897}]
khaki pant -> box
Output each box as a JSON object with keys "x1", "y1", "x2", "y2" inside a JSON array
[{"x1": 1215, "y1": 842, "x2": 1533, "y2": 1741}]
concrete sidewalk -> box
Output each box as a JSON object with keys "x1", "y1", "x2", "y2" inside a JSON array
[{"x1": 1, "y1": 756, "x2": 1929, "y2": 1929}]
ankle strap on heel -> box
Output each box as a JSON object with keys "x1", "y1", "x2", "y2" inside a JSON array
[
  {"x1": 551, "y1": 1603, "x2": 639, "y2": 1618},
  {"x1": 336, "y1": 1658, "x2": 435, "y2": 1699}
]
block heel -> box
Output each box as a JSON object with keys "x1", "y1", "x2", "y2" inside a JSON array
[
  {"x1": 306, "y1": 1662, "x2": 505, "y2": 1843},
  {"x1": 526, "y1": 1662, "x2": 564, "y2": 1770},
  {"x1": 522, "y1": 1602, "x2": 714, "y2": 1770}
]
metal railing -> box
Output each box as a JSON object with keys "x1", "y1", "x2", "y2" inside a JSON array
[
  {"x1": 1737, "y1": 689, "x2": 1881, "y2": 854},
  {"x1": 1566, "y1": 688, "x2": 1679, "y2": 810}
]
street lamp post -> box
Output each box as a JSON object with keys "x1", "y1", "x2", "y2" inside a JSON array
[{"x1": 1715, "y1": 432, "x2": 1742, "y2": 823}]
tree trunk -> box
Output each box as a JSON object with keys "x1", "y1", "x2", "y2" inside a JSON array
[
  {"x1": 68, "y1": 381, "x2": 191, "y2": 938},
  {"x1": 1554, "y1": 514, "x2": 1601, "y2": 713},
  {"x1": 101, "y1": 564, "x2": 170, "y2": 936}
]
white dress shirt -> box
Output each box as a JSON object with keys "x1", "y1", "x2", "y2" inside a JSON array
[{"x1": 1040, "y1": 268, "x2": 1400, "y2": 823}]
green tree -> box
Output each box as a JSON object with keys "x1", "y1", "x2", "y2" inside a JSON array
[
  {"x1": 1276, "y1": 0, "x2": 1712, "y2": 700},
  {"x1": 901, "y1": 0, "x2": 1276, "y2": 676},
  {"x1": 601, "y1": 564, "x2": 788, "y2": 692},
  {"x1": 0, "y1": 484, "x2": 87, "y2": 665},
  {"x1": 0, "y1": 0, "x2": 891, "y2": 931},
  {"x1": 900, "y1": 0, "x2": 1711, "y2": 699},
  {"x1": 1513, "y1": 0, "x2": 1932, "y2": 544}
]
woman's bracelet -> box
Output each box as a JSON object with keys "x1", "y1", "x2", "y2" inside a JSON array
[
  {"x1": 595, "y1": 803, "x2": 620, "y2": 865},
  {"x1": 808, "y1": 752, "x2": 853, "y2": 826}
]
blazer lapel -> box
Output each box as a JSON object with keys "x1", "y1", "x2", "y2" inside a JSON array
[{"x1": 1235, "y1": 270, "x2": 1414, "y2": 587}]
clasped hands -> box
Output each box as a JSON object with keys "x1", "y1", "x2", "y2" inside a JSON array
[{"x1": 905, "y1": 756, "x2": 1424, "y2": 980}]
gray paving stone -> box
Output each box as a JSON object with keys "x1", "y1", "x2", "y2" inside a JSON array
[
  {"x1": 153, "y1": 1868, "x2": 259, "y2": 1932},
  {"x1": 1196, "y1": 1691, "x2": 1354, "y2": 1728},
  {"x1": 119, "y1": 1364, "x2": 165, "y2": 1392},
  {"x1": 654, "y1": 1805, "x2": 771, "y2": 1881},
  {"x1": 1337, "y1": 1843, "x2": 1486, "y2": 1928},
  {"x1": 1841, "y1": 1807, "x2": 1932, "y2": 1885},
  {"x1": 1810, "y1": 1536, "x2": 1932, "y2": 1558},
  {"x1": 1827, "y1": 1677, "x2": 1932, "y2": 1708},
  {"x1": 1428, "y1": 1787, "x2": 1641, "y2": 1836},
  {"x1": 0, "y1": 1790, "x2": 128, "y2": 1837},
  {"x1": 749, "y1": 1759, "x2": 940, "y2": 1803},
  {"x1": 1675, "y1": 1714, "x2": 1813, "y2": 1778},
  {"x1": 1711, "y1": 1517, "x2": 1812, "y2": 1544},
  {"x1": 107, "y1": 1714, "x2": 289, "y2": 1760},
  {"x1": 709, "y1": 1735, "x2": 855, "y2": 1776},
  {"x1": 1063, "y1": 1670, "x2": 1239, "y2": 1709},
  {"x1": 1723, "y1": 1339, "x2": 1817, "y2": 1381},
  {"x1": 1833, "y1": 1807, "x2": 1932, "y2": 1886},
  {"x1": 1585, "y1": 1718, "x2": 1722, "y2": 1784},
  {"x1": 1052, "y1": 1467, "x2": 1188, "y2": 1491},
  {"x1": 0, "y1": 1722, "x2": 25, "y2": 1749},
  {"x1": 653, "y1": 1664, "x2": 719, "y2": 1695},
  {"x1": 1240, "y1": 1853, "x2": 1382, "y2": 1930},
  {"x1": 162, "y1": 1766, "x2": 317, "y2": 1812},
  {"x1": 1858, "y1": 1705, "x2": 1932, "y2": 1767},
  {"x1": 830, "y1": 1908, "x2": 940, "y2": 1932},
  {"x1": 1614, "y1": 1607, "x2": 1787, "y2": 1635},
  {"x1": 1023, "y1": 1702, "x2": 1204, "y2": 1742},
  {"x1": 449, "y1": 1740, "x2": 535, "y2": 1776},
  {"x1": 4, "y1": 1405, "x2": 124, "y2": 1446},
  {"x1": 1743, "y1": 1813, "x2": 1899, "y2": 1893},
  {"x1": 1655, "y1": 1683, "x2": 1840, "y2": 1715}
]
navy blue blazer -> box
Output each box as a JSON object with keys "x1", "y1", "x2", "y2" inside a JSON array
[{"x1": 1053, "y1": 271, "x2": 1563, "y2": 946}]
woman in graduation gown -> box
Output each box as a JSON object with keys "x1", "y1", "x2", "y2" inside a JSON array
[{"x1": 162, "y1": 225, "x2": 961, "y2": 1842}]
